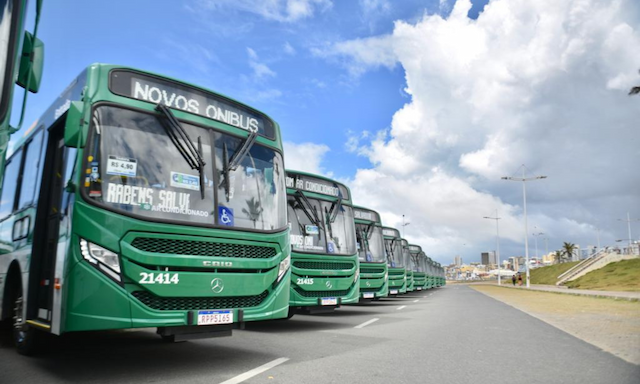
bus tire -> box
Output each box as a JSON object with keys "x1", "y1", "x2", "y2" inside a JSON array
[{"x1": 11, "y1": 284, "x2": 43, "y2": 356}]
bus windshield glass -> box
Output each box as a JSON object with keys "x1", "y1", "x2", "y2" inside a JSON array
[
  {"x1": 355, "y1": 223, "x2": 385, "y2": 263},
  {"x1": 84, "y1": 105, "x2": 287, "y2": 230},
  {"x1": 288, "y1": 195, "x2": 356, "y2": 255}
]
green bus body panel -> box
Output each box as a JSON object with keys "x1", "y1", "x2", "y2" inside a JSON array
[
  {"x1": 358, "y1": 261, "x2": 388, "y2": 298},
  {"x1": 289, "y1": 252, "x2": 359, "y2": 306},
  {"x1": 387, "y1": 267, "x2": 406, "y2": 294}
]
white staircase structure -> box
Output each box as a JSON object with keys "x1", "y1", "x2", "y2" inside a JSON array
[{"x1": 556, "y1": 250, "x2": 638, "y2": 286}]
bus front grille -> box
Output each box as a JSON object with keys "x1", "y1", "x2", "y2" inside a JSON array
[
  {"x1": 130, "y1": 238, "x2": 277, "y2": 259},
  {"x1": 360, "y1": 268, "x2": 385, "y2": 274},
  {"x1": 293, "y1": 261, "x2": 354, "y2": 270},
  {"x1": 131, "y1": 290, "x2": 268, "y2": 311},
  {"x1": 389, "y1": 270, "x2": 404, "y2": 276},
  {"x1": 293, "y1": 286, "x2": 350, "y2": 298}
]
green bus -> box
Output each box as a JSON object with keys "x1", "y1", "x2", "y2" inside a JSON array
[
  {"x1": 408, "y1": 244, "x2": 426, "y2": 291},
  {"x1": 353, "y1": 206, "x2": 387, "y2": 300},
  {"x1": 401, "y1": 239, "x2": 414, "y2": 292},
  {"x1": 424, "y1": 255, "x2": 434, "y2": 289},
  {"x1": 436, "y1": 262, "x2": 445, "y2": 287},
  {"x1": 0, "y1": 0, "x2": 44, "y2": 176},
  {"x1": 286, "y1": 170, "x2": 359, "y2": 314},
  {"x1": 0, "y1": 63, "x2": 292, "y2": 354},
  {"x1": 382, "y1": 227, "x2": 406, "y2": 295}
]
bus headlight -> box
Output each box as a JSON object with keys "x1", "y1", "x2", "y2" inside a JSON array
[
  {"x1": 277, "y1": 255, "x2": 290, "y2": 283},
  {"x1": 80, "y1": 239, "x2": 121, "y2": 281},
  {"x1": 355, "y1": 268, "x2": 359, "y2": 282},
  {"x1": 384, "y1": 272, "x2": 388, "y2": 282}
]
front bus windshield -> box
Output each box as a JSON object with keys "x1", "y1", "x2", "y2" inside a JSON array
[
  {"x1": 84, "y1": 105, "x2": 287, "y2": 230},
  {"x1": 288, "y1": 196, "x2": 356, "y2": 255},
  {"x1": 356, "y1": 223, "x2": 385, "y2": 263},
  {"x1": 384, "y1": 236, "x2": 404, "y2": 268},
  {"x1": 401, "y1": 241, "x2": 411, "y2": 269}
]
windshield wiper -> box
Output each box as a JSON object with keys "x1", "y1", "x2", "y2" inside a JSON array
[
  {"x1": 326, "y1": 197, "x2": 343, "y2": 224},
  {"x1": 156, "y1": 104, "x2": 206, "y2": 199},
  {"x1": 295, "y1": 191, "x2": 322, "y2": 228},
  {"x1": 220, "y1": 130, "x2": 258, "y2": 202}
]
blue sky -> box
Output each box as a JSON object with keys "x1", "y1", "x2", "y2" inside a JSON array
[{"x1": 11, "y1": 0, "x2": 639, "y2": 264}]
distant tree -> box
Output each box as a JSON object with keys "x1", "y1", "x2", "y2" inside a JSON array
[
  {"x1": 553, "y1": 250, "x2": 563, "y2": 264},
  {"x1": 562, "y1": 242, "x2": 577, "y2": 262},
  {"x1": 630, "y1": 69, "x2": 640, "y2": 95}
]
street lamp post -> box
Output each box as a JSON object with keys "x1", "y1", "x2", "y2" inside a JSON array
[
  {"x1": 502, "y1": 165, "x2": 547, "y2": 288},
  {"x1": 402, "y1": 214, "x2": 410, "y2": 239},
  {"x1": 533, "y1": 231, "x2": 544, "y2": 261},
  {"x1": 618, "y1": 212, "x2": 639, "y2": 255},
  {"x1": 483, "y1": 211, "x2": 501, "y2": 285}
]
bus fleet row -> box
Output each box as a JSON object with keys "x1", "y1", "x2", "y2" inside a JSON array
[{"x1": 0, "y1": 63, "x2": 443, "y2": 355}]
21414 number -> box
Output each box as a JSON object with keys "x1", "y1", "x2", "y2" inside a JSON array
[{"x1": 139, "y1": 272, "x2": 180, "y2": 285}]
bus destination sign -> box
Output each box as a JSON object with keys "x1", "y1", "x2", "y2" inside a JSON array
[
  {"x1": 285, "y1": 172, "x2": 349, "y2": 200},
  {"x1": 109, "y1": 70, "x2": 274, "y2": 138},
  {"x1": 353, "y1": 208, "x2": 379, "y2": 222},
  {"x1": 409, "y1": 245, "x2": 421, "y2": 252},
  {"x1": 382, "y1": 228, "x2": 399, "y2": 237}
]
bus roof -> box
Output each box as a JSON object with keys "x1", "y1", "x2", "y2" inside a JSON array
[
  {"x1": 12, "y1": 63, "x2": 281, "y2": 156},
  {"x1": 408, "y1": 244, "x2": 422, "y2": 253},
  {"x1": 285, "y1": 169, "x2": 352, "y2": 202}
]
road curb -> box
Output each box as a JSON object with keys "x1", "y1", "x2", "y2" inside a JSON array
[{"x1": 485, "y1": 284, "x2": 640, "y2": 302}]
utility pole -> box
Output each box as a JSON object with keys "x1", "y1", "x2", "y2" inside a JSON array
[
  {"x1": 483, "y1": 210, "x2": 501, "y2": 285},
  {"x1": 402, "y1": 215, "x2": 410, "y2": 239},
  {"x1": 618, "y1": 212, "x2": 639, "y2": 255},
  {"x1": 502, "y1": 165, "x2": 547, "y2": 288}
]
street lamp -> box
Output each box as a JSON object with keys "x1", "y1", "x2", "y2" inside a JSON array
[
  {"x1": 502, "y1": 165, "x2": 547, "y2": 288},
  {"x1": 533, "y1": 231, "x2": 544, "y2": 260},
  {"x1": 483, "y1": 210, "x2": 501, "y2": 285},
  {"x1": 402, "y1": 214, "x2": 410, "y2": 239},
  {"x1": 618, "y1": 212, "x2": 639, "y2": 255}
]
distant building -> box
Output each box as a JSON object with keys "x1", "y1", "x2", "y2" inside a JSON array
[
  {"x1": 481, "y1": 251, "x2": 497, "y2": 266},
  {"x1": 454, "y1": 255, "x2": 462, "y2": 266}
]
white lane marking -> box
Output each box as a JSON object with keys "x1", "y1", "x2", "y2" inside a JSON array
[
  {"x1": 220, "y1": 357, "x2": 290, "y2": 384},
  {"x1": 354, "y1": 318, "x2": 380, "y2": 329},
  {"x1": 397, "y1": 305, "x2": 407, "y2": 310},
  {"x1": 413, "y1": 299, "x2": 420, "y2": 303}
]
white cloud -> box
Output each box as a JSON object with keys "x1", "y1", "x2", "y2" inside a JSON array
[
  {"x1": 246, "y1": 47, "x2": 277, "y2": 79},
  {"x1": 317, "y1": 0, "x2": 640, "y2": 263},
  {"x1": 283, "y1": 41, "x2": 296, "y2": 55},
  {"x1": 193, "y1": 0, "x2": 332, "y2": 22},
  {"x1": 283, "y1": 142, "x2": 331, "y2": 175}
]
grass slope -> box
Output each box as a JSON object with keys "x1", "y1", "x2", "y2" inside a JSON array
[
  {"x1": 565, "y1": 259, "x2": 640, "y2": 291},
  {"x1": 529, "y1": 261, "x2": 580, "y2": 285}
]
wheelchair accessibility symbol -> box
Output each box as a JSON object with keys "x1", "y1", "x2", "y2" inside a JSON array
[{"x1": 218, "y1": 206, "x2": 234, "y2": 226}]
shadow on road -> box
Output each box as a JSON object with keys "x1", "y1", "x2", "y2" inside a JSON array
[{"x1": 1, "y1": 329, "x2": 273, "y2": 382}]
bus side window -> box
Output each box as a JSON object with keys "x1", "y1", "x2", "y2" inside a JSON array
[
  {"x1": 17, "y1": 130, "x2": 44, "y2": 209},
  {"x1": 0, "y1": 149, "x2": 22, "y2": 219}
]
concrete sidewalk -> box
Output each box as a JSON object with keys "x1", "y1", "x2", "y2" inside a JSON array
[{"x1": 495, "y1": 283, "x2": 640, "y2": 301}]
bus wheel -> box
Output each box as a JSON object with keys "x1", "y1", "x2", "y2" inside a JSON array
[{"x1": 12, "y1": 287, "x2": 42, "y2": 356}]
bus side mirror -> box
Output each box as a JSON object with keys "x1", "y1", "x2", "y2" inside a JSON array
[
  {"x1": 64, "y1": 101, "x2": 84, "y2": 148},
  {"x1": 16, "y1": 31, "x2": 45, "y2": 93}
]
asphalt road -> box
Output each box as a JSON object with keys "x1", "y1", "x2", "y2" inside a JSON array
[{"x1": 1, "y1": 285, "x2": 638, "y2": 384}]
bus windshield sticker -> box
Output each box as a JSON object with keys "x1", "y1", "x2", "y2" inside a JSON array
[
  {"x1": 218, "y1": 206, "x2": 234, "y2": 226},
  {"x1": 106, "y1": 155, "x2": 137, "y2": 177},
  {"x1": 104, "y1": 183, "x2": 210, "y2": 218},
  {"x1": 327, "y1": 241, "x2": 336, "y2": 253},
  {"x1": 170, "y1": 171, "x2": 201, "y2": 191},
  {"x1": 305, "y1": 225, "x2": 319, "y2": 235}
]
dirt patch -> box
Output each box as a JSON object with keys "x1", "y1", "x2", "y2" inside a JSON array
[{"x1": 472, "y1": 285, "x2": 640, "y2": 365}]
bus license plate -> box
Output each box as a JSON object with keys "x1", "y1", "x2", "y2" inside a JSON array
[
  {"x1": 321, "y1": 297, "x2": 337, "y2": 306},
  {"x1": 417, "y1": 287, "x2": 423, "y2": 291},
  {"x1": 363, "y1": 292, "x2": 375, "y2": 299},
  {"x1": 197, "y1": 310, "x2": 233, "y2": 325},
  {"x1": 390, "y1": 289, "x2": 398, "y2": 295}
]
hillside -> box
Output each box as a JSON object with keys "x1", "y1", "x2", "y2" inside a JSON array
[
  {"x1": 529, "y1": 261, "x2": 580, "y2": 285},
  {"x1": 564, "y1": 259, "x2": 640, "y2": 291}
]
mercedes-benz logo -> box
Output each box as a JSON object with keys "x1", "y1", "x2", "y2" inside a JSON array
[
  {"x1": 210, "y1": 278, "x2": 224, "y2": 293},
  {"x1": 325, "y1": 280, "x2": 332, "y2": 289}
]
